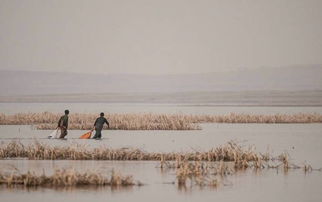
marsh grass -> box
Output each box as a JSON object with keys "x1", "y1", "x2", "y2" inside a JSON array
[
  {"x1": 0, "y1": 141, "x2": 265, "y2": 161},
  {"x1": 171, "y1": 159, "x2": 319, "y2": 188},
  {"x1": 0, "y1": 141, "x2": 320, "y2": 189},
  {"x1": 159, "y1": 151, "x2": 321, "y2": 188},
  {"x1": 0, "y1": 112, "x2": 321, "y2": 130},
  {"x1": 0, "y1": 168, "x2": 136, "y2": 187}
]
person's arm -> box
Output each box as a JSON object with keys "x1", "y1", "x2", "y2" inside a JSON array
[
  {"x1": 57, "y1": 117, "x2": 62, "y2": 128},
  {"x1": 92, "y1": 118, "x2": 98, "y2": 131},
  {"x1": 105, "y1": 118, "x2": 110, "y2": 128},
  {"x1": 65, "y1": 117, "x2": 68, "y2": 129}
]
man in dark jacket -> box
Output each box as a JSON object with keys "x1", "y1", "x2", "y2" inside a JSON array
[
  {"x1": 92, "y1": 112, "x2": 110, "y2": 139},
  {"x1": 57, "y1": 110, "x2": 69, "y2": 138}
]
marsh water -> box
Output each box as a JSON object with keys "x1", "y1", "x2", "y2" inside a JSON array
[{"x1": 0, "y1": 103, "x2": 322, "y2": 202}]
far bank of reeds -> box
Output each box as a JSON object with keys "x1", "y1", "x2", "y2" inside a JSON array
[
  {"x1": 0, "y1": 168, "x2": 137, "y2": 187},
  {"x1": 0, "y1": 112, "x2": 321, "y2": 130}
]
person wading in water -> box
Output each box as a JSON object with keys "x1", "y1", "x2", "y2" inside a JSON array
[
  {"x1": 57, "y1": 110, "x2": 69, "y2": 138},
  {"x1": 92, "y1": 112, "x2": 110, "y2": 139}
]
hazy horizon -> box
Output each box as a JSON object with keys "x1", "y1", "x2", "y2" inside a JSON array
[
  {"x1": 1, "y1": 63, "x2": 322, "y2": 76},
  {"x1": 1, "y1": 0, "x2": 322, "y2": 75},
  {"x1": 1, "y1": 0, "x2": 322, "y2": 104},
  {"x1": 1, "y1": 65, "x2": 322, "y2": 97}
]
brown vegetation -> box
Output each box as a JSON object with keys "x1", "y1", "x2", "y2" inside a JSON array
[
  {"x1": 0, "y1": 168, "x2": 136, "y2": 187},
  {"x1": 0, "y1": 141, "x2": 266, "y2": 161},
  {"x1": 0, "y1": 141, "x2": 320, "y2": 189},
  {"x1": 0, "y1": 112, "x2": 321, "y2": 130},
  {"x1": 174, "y1": 161, "x2": 233, "y2": 188},
  {"x1": 0, "y1": 112, "x2": 200, "y2": 130},
  {"x1": 161, "y1": 154, "x2": 320, "y2": 188}
]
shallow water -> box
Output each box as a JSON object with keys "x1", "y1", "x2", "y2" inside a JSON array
[{"x1": 0, "y1": 104, "x2": 322, "y2": 202}]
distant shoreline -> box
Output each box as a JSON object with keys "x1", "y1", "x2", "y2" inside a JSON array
[
  {"x1": 1, "y1": 101, "x2": 322, "y2": 107},
  {"x1": 1, "y1": 90, "x2": 322, "y2": 106}
]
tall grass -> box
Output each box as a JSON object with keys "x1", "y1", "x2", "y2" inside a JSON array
[
  {"x1": 0, "y1": 141, "x2": 266, "y2": 161},
  {"x1": 174, "y1": 161, "x2": 233, "y2": 188},
  {"x1": 0, "y1": 112, "x2": 321, "y2": 130},
  {"x1": 0, "y1": 141, "x2": 319, "y2": 189},
  {"x1": 0, "y1": 168, "x2": 136, "y2": 187},
  {"x1": 0, "y1": 112, "x2": 200, "y2": 130},
  {"x1": 161, "y1": 154, "x2": 320, "y2": 188}
]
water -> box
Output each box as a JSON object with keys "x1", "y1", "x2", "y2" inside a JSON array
[{"x1": 0, "y1": 104, "x2": 322, "y2": 202}]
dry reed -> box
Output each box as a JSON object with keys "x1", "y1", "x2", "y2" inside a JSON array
[
  {"x1": 0, "y1": 112, "x2": 200, "y2": 130},
  {"x1": 166, "y1": 158, "x2": 320, "y2": 188},
  {"x1": 0, "y1": 112, "x2": 321, "y2": 130},
  {"x1": 159, "y1": 150, "x2": 321, "y2": 187},
  {"x1": 174, "y1": 160, "x2": 234, "y2": 187},
  {"x1": 0, "y1": 168, "x2": 136, "y2": 187},
  {"x1": 0, "y1": 141, "x2": 319, "y2": 189},
  {"x1": 0, "y1": 141, "x2": 266, "y2": 162}
]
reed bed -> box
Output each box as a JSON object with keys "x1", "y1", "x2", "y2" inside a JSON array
[
  {"x1": 174, "y1": 161, "x2": 234, "y2": 188},
  {"x1": 160, "y1": 151, "x2": 262, "y2": 188},
  {"x1": 0, "y1": 112, "x2": 200, "y2": 130},
  {"x1": 0, "y1": 168, "x2": 136, "y2": 187},
  {"x1": 0, "y1": 112, "x2": 321, "y2": 130},
  {"x1": 0, "y1": 141, "x2": 266, "y2": 161},
  {"x1": 0, "y1": 141, "x2": 319, "y2": 189},
  {"x1": 190, "y1": 112, "x2": 322, "y2": 124},
  {"x1": 161, "y1": 155, "x2": 320, "y2": 188}
]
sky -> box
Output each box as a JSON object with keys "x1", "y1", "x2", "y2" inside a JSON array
[{"x1": 0, "y1": 0, "x2": 322, "y2": 75}]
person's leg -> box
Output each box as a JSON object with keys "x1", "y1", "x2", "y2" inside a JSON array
[
  {"x1": 93, "y1": 129, "x2": 101, "y2": 139},
  {"x1": 59, "y1": 129, "x2": 67, "y2": 138},
  {"x1": 95, "y1": 130, "x2": 102, "y2": 139},
  {"x1": 92, "y1": 130, "x2": 97, "y2": 139}
]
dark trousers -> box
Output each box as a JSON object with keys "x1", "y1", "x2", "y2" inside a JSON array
[
  {"x1": 59, "y1": 128, "x2": 68, "y2": 138},
  {"x1": 93, "y1": 129, "x2": 102, "y2": 139}
]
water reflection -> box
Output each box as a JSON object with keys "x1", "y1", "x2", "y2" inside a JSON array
[{"x1": 0, "y1": 184, "x2": 136, "y2": 193}]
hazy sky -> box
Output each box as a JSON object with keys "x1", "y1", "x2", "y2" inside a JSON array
[{"x1": 1, "y1": 0, "x2": 322, "y2": 74}]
